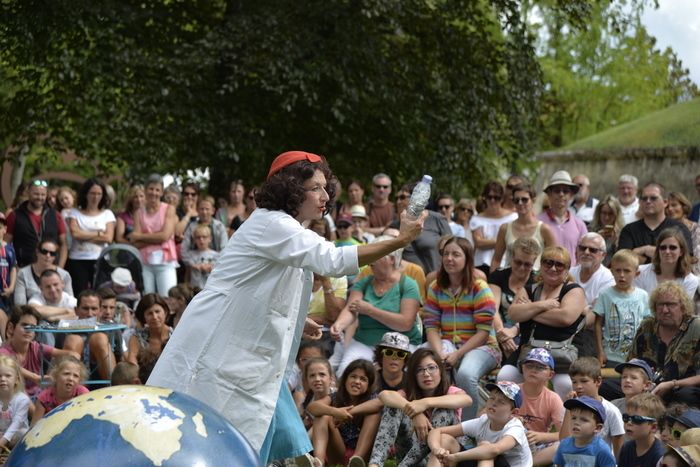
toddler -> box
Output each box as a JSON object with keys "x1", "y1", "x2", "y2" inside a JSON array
[
  {"x1": 32, "y1": 355, "x2": 89, "y2": 425},
  {"x1": 0, "y1": 356, "x2": 30, "y2": 449},
  {"x1": 554, "y1": 396, "x2": 616, "y2": 466}
]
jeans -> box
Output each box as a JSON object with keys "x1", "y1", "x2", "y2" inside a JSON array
[
  {"x1": 142, "y1": 262, "x2": 177, "y2": 296},
  {"x1": 453, "y1": 345, "x2": 500, "y2": 421}
]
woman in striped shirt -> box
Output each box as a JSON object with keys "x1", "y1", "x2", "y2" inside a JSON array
[{"x1": 423, "y1": 236, "x2": 501, "y2": 420}]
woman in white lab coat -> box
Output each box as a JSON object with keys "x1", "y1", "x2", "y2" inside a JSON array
[{"x1": 148, "y1": 151, "x2": 425, "y2": 464}]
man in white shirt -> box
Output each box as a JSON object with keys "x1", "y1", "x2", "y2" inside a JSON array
[
  {"x1": 28, "y1": 269, "x2": 77, "y2": 321},
  {"x1": 570, "y1": 175, "x2": 599, "y2": 226},
  {"x1": 617, "y1": 174, "x2": 640, "y2": 225},
  {"x1": 569, "y1": 233, "x2": 615, "y2": 358}
]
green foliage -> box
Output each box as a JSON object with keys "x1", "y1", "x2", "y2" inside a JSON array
[
  {"x1": 1, "y1": 0, "x2": 576, "y2": 196},
  {"x1": 530, "y1": 0, "x2": 699, "y2": 149}
]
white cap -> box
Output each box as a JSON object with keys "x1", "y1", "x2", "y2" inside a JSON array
[{"x1": 111, "y1": 267, "x2": 133, "y2": 287}]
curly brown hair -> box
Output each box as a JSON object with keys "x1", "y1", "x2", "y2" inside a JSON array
[{"x1": 256, "y1": 160, "x2": 337, "y2": 218}]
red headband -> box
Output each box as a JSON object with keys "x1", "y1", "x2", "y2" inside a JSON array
[{"x1": 267, "y1": 151, "x2": 323, "y2": 179}]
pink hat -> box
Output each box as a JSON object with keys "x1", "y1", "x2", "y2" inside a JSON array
[{"x1": 267, "y1": 151, "x2": 323, "y2": 179}]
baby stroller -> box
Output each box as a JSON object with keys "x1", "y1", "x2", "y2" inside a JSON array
[{"x1": 93, "y1": 244, "x2": 145, "y2": 295}]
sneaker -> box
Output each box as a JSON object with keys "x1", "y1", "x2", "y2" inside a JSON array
[
  {"x1": 347, "y1": 455, "x2": 366, "y2": 467},
  {"x1": 287, "y1": 453, "x2": 322, "y2": 467}
]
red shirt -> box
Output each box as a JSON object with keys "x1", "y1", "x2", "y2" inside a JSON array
[{"x1": 6, "y1": 209, "x2": 66, "y2": 237}]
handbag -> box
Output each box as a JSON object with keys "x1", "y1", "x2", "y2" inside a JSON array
[{"x1": 518, "y1": 283, "x2": 586, "y2": 373}]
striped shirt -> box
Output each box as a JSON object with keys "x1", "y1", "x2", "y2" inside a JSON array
[{"x1": 423, "y1": 278, "x2": 498, "y2": 349}]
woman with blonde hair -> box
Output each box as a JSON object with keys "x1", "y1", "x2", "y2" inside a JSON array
[
  {"x1": 589, "y1": 195, "x2": 625, "y2": 266},
  {"x1": 115, "y1": 184, "x2": 145, "y2": 244}
]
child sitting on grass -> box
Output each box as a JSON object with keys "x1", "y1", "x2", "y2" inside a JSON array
[
  {"x1": 554, "y1": 396, "x2": 616, "y2": 466},
  {"x1": 427, "y1": 381, "x2": 532, "y2": 467},
  {"x1": 617, "y1": 392, "x2": 665, "y2": 466}
]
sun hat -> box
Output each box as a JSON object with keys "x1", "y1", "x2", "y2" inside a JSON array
[
  {"x1": 564, "y1": 396, "x2": 606, "y2": 424},
  {"x1": 111, "y1": 267, "x2": 133, "y2": 287},
  {"x1": 377, "y1": 332, "x2": 410, "y2": 352},
  {"x1": 544, "y1": 170, "x2": 579, "y2": 194},
  {"x1": 267, "y1": 151, "x2": 323, "y2": 179},
  {"x1": 666, "y1": 445, "x2": 700, "y2": 466},
  {"x1": 485, "y1": 381, "x2": 522, "y2": 408},
  {"x1": 614, "y1": 359, "x2": 654, "y2": 381},
  {"x1": 520, "y1": 348, "x2": 555, "y2": 370},
  {"x1": 349, "y1": 205, "x2": 368, "y2": 219}
]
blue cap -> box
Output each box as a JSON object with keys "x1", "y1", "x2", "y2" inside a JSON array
[
  {"x1": 520, "y1": 348, "x2": 555, "y2": 370},
  {"x1": 564, "y1": 396, "x2": 606, "y2": 424},
  {"x1": 669, "y1": 409, "x2": 700, "y2": 429},
  {"x1": 615, "y1": 359, "x2": 654, "y2": 381},
  {"x1": 485, "y1": 381, "x2": 522, "y2": 408}
]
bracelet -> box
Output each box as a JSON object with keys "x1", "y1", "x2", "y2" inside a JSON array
[{"x1": 673, "y1": 379, "x2": 680, "y2": 390}]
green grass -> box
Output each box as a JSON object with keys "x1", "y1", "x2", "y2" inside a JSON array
[{"x1": 563, "y1": 98, "x2": 700, "y2": 150}]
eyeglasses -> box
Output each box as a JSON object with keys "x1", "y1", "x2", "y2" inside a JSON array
[
  {"x1": 542, "y1": 258, "x2": 567, "y2": 272},
  {"x1": 577, "y1": 245, "x2": 603, "y2": 254},
  {"x1": 437, "y1": 204, "x2": 453, "y2": 211},
  {"x1": 39, "y1": 248, "x2": 58, "y2": 257},
  {"x1": 513, "y1": 197, "x2": 530, "y2": 205},
  {"x1": 548, "y1": 186, "x2": 572, "y2": 195},
  {"x1": 656, "y1": 301, "x2": 680, "y2": 310},
  {"x1": 622, "y1": 413, "x2": 657, "y2": 425},
  {"x1": 485, "y1": 195, "x2": 501, "y2": 201},
  {"x1": 457, "y1": 206, "x2": 474, "y2": 213},
  {"x1": 382, "y1": 348, "x2": 409, "y2": 360},
  {"x1": 658, "y1": 244, "x2": 679, "y2": 251},
  {"x1": 32, "y1": 180, "x2": 48, "y2": 187},
  {"x1": 512, "y1": 258, "x2": 534, "y2": 269},
  {"x1": 374, "y1": 184, "x2": 390, "y2": 190},
  {"x1": 641, "y1": 195, "x2": 660, "y2": 202},
  {"x1": 183, "y1": 191, "x2": 197, "y2": 197},
  {"x1": 415, "y1": 364, "x2": 439, "y2": 376},
  {"x1": 396, "y1": 194, "x2": 409, "y2": 201},
  {"x1": 523, "y1": 362, "x2": 549, "y2": 372}
]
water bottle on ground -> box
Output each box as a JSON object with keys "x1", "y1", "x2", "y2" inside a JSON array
[{"x1": 407, "y1": 175, "x2": 432, "y2": 219}]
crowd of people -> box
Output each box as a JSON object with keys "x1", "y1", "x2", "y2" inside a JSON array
[{"x1": 1, "y1": 166, "x2": 700, "y2": 466}]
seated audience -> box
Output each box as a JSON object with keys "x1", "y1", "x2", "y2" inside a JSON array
[
  {"x1": 617, "y1": 393, "x2": 666, "y2": 467},
  {"x1": 14, "y1": 239, "x2": 73, "y2": 306},
  {"x1": 554, "y1": 396, "x2": 616, "y2": 467},
  {"x1": 125, "y1": 293, "x2": 173, "y2": 365},
  {"x1": 0, "y1": 356, "x2": 30, "y2": 449},
  {"x1": 32, "y1": 355, "x2": 89, "y2": 425}
]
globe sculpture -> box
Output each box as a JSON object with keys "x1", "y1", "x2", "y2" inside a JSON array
[{"x1": 7, "y1": 385, "x2": 261, "y2": 466}]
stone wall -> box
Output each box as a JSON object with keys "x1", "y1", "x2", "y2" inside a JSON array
[{"x1": 534, "y1": 146, "x2": 700, "y2": 200}]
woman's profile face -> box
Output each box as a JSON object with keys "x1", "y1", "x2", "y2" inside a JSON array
[
  {"x1": 296, "y1": 170, "x2": 329, "y2": 223},
  {"x1": 658, "y1": 236, "x2": 682, "y2": 266}
]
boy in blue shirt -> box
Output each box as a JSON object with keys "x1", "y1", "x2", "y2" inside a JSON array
[{"x1": 554, "y1": 396, "x2": 616, "y2": 466}]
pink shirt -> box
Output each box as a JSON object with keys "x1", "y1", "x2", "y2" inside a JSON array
[
  {"x1": 517, "y1": 384, "x2": 564, "y2": 433},
  {"x1": 37, "y1": 385, "x2": 89, "y2": 412},
  {"x1": 0, "y1": 342, "x2": 54, "y2": 396},
  {"x1": 137, "y1": 203, "x2": 177, "y2": 264}
]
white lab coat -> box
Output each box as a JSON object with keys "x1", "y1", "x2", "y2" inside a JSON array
[{"x1": 147, "y1": 208, "x2": 358, "y2": 450}]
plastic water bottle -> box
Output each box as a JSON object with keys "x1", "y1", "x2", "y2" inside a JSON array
[{"x1": 407, "y1": 175, "x2": 432, "y2": 219}]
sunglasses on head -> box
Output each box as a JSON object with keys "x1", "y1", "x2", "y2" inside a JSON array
[
  {"x1": 39, "y1": 247, "x2": 58, "y2": 257},
  {"x1": 32, "y1": 180, "x2": 48, "y2": 187},
  {"x1": 542, "y1": 258, "x2": 567, "y2": 272},
  {"x1": 622, "y1": 413, "x2": 656, "y2": 425},
  {"x1": 381, "y1": 348, "x2": 409, "y2": 359}
]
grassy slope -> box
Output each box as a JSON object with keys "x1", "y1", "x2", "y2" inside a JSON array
[{"x1": 563, "y1": 98, "x2": 700, "y2": 151}]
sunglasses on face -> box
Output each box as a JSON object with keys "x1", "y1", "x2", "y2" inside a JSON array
[
  {"x1": 485, "y1": 195, "x2": 501, "y2": 201},
  {"x1": 381, "y1": 348, "x2": 409, "y2": 360},
  {"x1": 513, "y1": 197, "x2": 530, "y2": 205},
  {"x1": 374, "y1": 184, "x2": 390, "y2": 190},
  {"x1": 39, "y1": 248, "x2": 58, "y2": 257},
  {"x1": 183, "y1": 191, "x2": 197, "y2": 197},
  {"x1": 622, "y1": 413, "x2": 656, "y2": 425},
  {"x1": 542, "y1": 258, "x2": 567, "y2": 272},
  {"x1": 641, "y1": 195, "x2": 660, "y2": 202},
  {"x1": 548, "y1": 187, "x2": 572, "y2": 195},
  {"x1": 396, "y1": 194, "x2": 409, "y2": 201},
  {"x1": 437, "y1": 204, "x2": 453, "y2": 211},
  {"x1": 659, "y1": 244, "x2": 679, "y2": 251},
  {"x1": 512, "y1": 258, "x2": 534, "y2": 269},
  {"x1": 577, "y1": 245, "x2": 602, "y2": 254}
]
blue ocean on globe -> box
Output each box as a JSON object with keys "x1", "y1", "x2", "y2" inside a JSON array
[{"x1": 7, "y1": 385, "x2": 261, "y2": 466}]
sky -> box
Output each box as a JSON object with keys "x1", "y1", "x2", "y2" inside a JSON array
[{"x1": 642, "y1": 0, "x2": 700, "y2": 85}]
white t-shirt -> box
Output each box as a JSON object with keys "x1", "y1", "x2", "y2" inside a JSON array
[
  {"x1": 459, "y1": 414, "x2": 532, "y2": 467},
  {"x1": 29, "y1": 291, "x2": 77, "y2": 309},
  {"x1": 469, "y1": 212, "x2": 518, "y2": 267},
  {"x1": 600, "y1": 398, "x2": 625, "y2": 451},
  {"x1": 620, "y1": 198, "x2": 640, "y2": 225},
  {"x1": 569, "y1": 265, "x2": 615, "y2": 306},
  {"x1": 634, "y1": 263, "x2": 699, "y2": 300},
  {"x1": 66, "y1": 208, "x2": 116, "y2": 260}
]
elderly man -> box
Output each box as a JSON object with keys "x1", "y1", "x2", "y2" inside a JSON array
[
  {"x1": 366, "y1": 173, "x2": 395, "y2": 234},
  {"x1": 538, "y1": 170, "x2": 588, "y2": 265},
  {"x1": 5, "y1": 179, "x2": 68, "y2": 268},
  {"x1": 569, "y1": 233, "x2": 615, "y2": 358},
  {"x1": 618, "y1": 182, "x2": 692, "y2": 265},
  {"x1": 570, "y1": 175, "x2": 599, "y2": 226},
  {"x1": 618, "y1": 174, "x2": 640, "y2": 225}
]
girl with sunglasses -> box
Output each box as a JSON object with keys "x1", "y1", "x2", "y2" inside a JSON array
[
  {"x1": 374, "y1": 332, "x2": 411, "y2": 391},
  {"x1": 13, "y1": 239, "x2": 73, "y2": 306},
  {"x1": 490, "y1": 183, "x2": 555, "y2": 273},
  {"x1": 471, "y1": 181, "x2": 517, "y2": 275},
  {"x1": 635, "y1": 228, "x2": 699, "y2": 301},
  {"x1": 497, "y1": 246, "x2": 586, "y2": 401},
  {"x1": 368, "y1": 348, "x2": 470, "y2": 467}
]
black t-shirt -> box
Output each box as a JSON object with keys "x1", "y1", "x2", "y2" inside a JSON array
[
  {"x1": 618, "y1": 438, "x2": 665, "y2": 467},
  {"x1": 519, "y1": 282, "x2": 585, "y2": 343},
  {"x1": 487, "y1": 268, "x2": 534, "y2": 325},
  {"x1": 618, "y1": 217, "x2": 692, "y2": 256}
]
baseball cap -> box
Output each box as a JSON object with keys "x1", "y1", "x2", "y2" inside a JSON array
[
  {"x1": 377, "y1": 332, "x2": 410, "y2": 352},
  {"x1": 614, "y1": 359, "x2": 654, "y2": 381},
  {"x1": 111, "y1": 267, "x2": 133, "y2": 287},
  {"x1": 336, "y1": 213, "x2": 353, "y2": 227},
  {"x1": 485, "y1": 381, "x2": 522, "y2": 408},
  {"x1": 564, "y1": 396, "x2": 606, "y2": 424},
  {"x1": 519, "y1": 348, "x2": 555, "y2": 370},
  {"x1": 669, "y1": 409, "x2": 700, "y2": 429}
]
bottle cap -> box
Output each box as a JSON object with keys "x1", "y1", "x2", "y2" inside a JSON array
[{"x1": 422, "y1": 175, "x2": 433, "y2": 183}]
